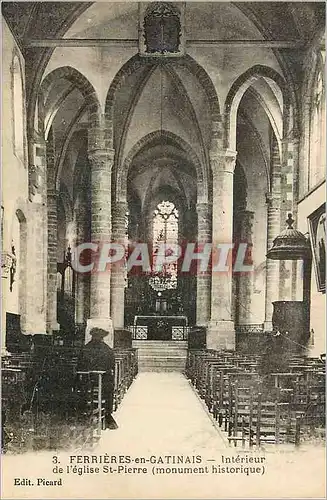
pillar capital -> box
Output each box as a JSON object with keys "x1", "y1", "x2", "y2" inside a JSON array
[
  {"x1": 282, "y1": 134, "x2": 300, "y2": 145},
  {"x1": 210, "y1": 149, "x2": 237, "y2": 177},
  {"x1": 210, "y1": 148, "x2": 237, "y2": 159},
  {"x1": 235, "y1": 209, "x2": 255, "y2": 230},
  {"x1": 88, "y1": 148, "x2": 115, "y2": 169}
]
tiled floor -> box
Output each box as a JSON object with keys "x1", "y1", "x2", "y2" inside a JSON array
[{"x1": 2, "y1": 372, "x2": 325, "y2": 499}]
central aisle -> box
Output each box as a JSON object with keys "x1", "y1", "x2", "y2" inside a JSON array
[{"x1": 99, "y1": 372, "x2": 227, "y2": 454}]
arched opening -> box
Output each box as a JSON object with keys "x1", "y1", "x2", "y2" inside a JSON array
[
  {"x1": 56, "y1": 191, "x2": 76, "y2": 340},
  {"x1": 104, "y1": 52, "x2": 220, "y2": 338},
  {"x1": 37, "y1": 67, "x2": 100, "y2": 336},
  {"x1": 124, "y1": 132, "x2": 198, "y2": 336},
  {"x1": 225, "y1": 65, "x2": 288, "y2": 152},
  {"x1": 230, "y1": 74, "x2": 283, "y2": 346}
]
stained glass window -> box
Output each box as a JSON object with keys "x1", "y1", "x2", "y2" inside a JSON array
[{"x1": 150, "y1": 201, "x2": 179, "y2": 291}]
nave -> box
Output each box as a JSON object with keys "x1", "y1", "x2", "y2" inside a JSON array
[{"x1": 1, "y1": 2, "x2": 326, "y2": 497}]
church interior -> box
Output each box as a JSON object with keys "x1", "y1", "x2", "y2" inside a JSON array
[{"x1": 1, "y1": 1, "x2": 326, "y2": 454}]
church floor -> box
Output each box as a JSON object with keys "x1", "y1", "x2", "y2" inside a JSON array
[
  {"x1": 102, "y1": 372, "x2": 227, "y2": 455},
  {"x1": 1, "y1": 373, "x2": 325, "y2": 500}
]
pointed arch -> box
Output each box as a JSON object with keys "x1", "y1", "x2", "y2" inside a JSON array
[
  {"x1": 104, "y1": 54, "x2": 222, "y2": 149},
  {"x1": 224, "y1": 65, "x2": 292, "y2": 150},
  {"x1": 105, "y1": 55, "x2": 153, "y2": 122},
  {"x1": 39, "y1": 67, "x2": 101, "y2": 194},
  {"x1": 118, "y1": 130, "x2": 206, "y2": 204},
  {"x1": 40, "y1": 66, "x2": 101, "y2": 130},
  {"x1": 176, "y1": 55, "x2": 222, "y2": 124},
  {"x1": 142, "y1": 173, "x2": 189, "y2": 223}
]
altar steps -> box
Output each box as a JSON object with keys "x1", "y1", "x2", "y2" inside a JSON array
[{"x1": 132, "y1": 341, "x2": 187, "y2": 372}]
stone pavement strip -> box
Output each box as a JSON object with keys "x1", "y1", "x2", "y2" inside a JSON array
[{"x1": 100, "y1": 372, "x2": 227, "y2": 455}]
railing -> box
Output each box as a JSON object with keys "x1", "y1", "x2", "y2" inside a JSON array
[
  {"x1": 127, "y1": 316, "x2": 190, "y2": 341},
  {"x1": 236, "y1": 324, "x2": 264, "y2": 333},
  {"x1": 127, "y1": 325, "x2": 190, "y2": 341}
]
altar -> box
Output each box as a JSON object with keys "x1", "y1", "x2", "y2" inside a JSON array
[{"x1": 131, "y1": 315, "x2": 189, "y2": 341}]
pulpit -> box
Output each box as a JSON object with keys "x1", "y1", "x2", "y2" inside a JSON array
[
  {"x1": 272, "y1": 301, "x2": 309, "y2": 354},
  {"x1": 267, "y1": 213, "x2": 312, "y2": 355}
]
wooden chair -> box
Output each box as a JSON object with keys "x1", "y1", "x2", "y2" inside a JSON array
[{"x1": 75, "y1": 370, "x2": 106, "y2": 445}]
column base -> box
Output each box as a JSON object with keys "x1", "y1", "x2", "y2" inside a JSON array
[
  {"x1": 207, "y1": 320, "x2": 235, "y2": 350},
  {"x1": 1, "y1": 347, "x2": 11, "y2": 357},
  {"x1": 50, "y1": 322, "x2": 60, "y2": 333},
  {"x1": 24, "y1": 318, "x2": 47, "y2": 335},
  {"x1": 263, "y1": 320, "x2": 273, "y2": 332},
  {"x1": 86, "y1": 318, "x2": 114, "y2": 347}
]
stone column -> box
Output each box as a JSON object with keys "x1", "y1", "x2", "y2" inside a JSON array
[
  {"x1": 24, "y1": 139, "x2": 48, "y2": 337},
  {"x1": 264, "y1": 137, "x2": 282, "y2": 330},
  {"x1": 279, "y1": 135, "x2": 296, "y2": 301},
  {"x1": 291, "y1": 138, "x2": 300, "y2": 301},
  {"x1": 235, "y1": 210, "x2": 254, "y2": 325},
  {"x1": 86, "y1": 147, "x2": 114, "y2": 346},
  {"x1": 264, "y1": 195, "x2": 281, "y2": 330},
  {"x1": 75, "y1": 196, "x2": 90, "y2": 327},
  {"x1": 208, "y1": 149, "x2": 237, "y2": 350},
  {"x1": 45, "y1": 130, "x2": 59, "y2": 334},
  {"x1": 25, "y1": 202, "x2": 48, "y2": 335},
  {"x1": 196, "y1": 202, "x2": 211, "y2": 326},
  {"x1": 47, "y1": 188, "x2": 60, "y2": 333},
  {"x1": 111, "y1": 201, "x2": 127, "y2": 329},
  {"x1": 181, "y1": 207, "x2": 196, "y2": 323}
]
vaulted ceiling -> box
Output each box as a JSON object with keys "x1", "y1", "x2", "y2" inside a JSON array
[
  {"x1": 2, "y1": 2, "x2": 325, "y2": 105},
  {"x1": 2, "y1": 2, "x2": 324, "y2": 46},
  {"x1": 2, "y1": 1, "x2": 325, "y2": 216}
]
